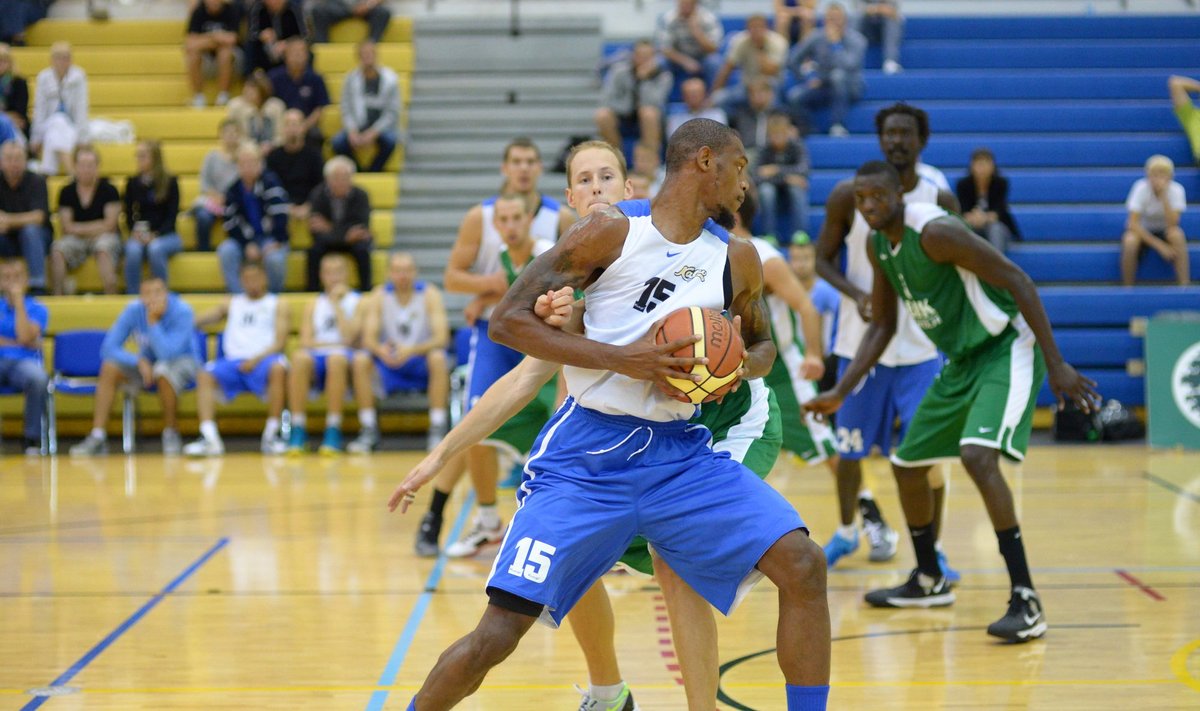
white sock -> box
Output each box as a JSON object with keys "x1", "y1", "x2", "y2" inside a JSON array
[
  {"x1": 359, "y1": 408, "x2": 377, "y2": 430},
  {"x1": 858, "y1": 489, "x2": 874, "y2": 500},
  {"x1": 199, "y1": 420, "x2": 219, "y2": 443},
  {"x1": 477, "y1": 504, "x2": 500, "y2": 528},
  {"x1": 291, "y1": 413, "x2": 306, "y2": 429},
  {"x1": 90, "y1": 427, "x2": 105, "y2": 440},
  {"x1": 430, "y1": 408, "x2": 448, "y2": 427},
  {"x1": 837, "y1": 524, "x2": 857, "y2": 541},
  {"x1": 588, "y1": 681, "x2": 625, "y2": 703},
  {"x1": 263, "y1": 417, "x2": 281, "y2": 439},
  {"x1": 326, "y1": 412, "x2": 342, "y2": 428}
]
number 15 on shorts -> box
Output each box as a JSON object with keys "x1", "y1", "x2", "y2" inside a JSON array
[{"x1": 508, "y1": 537, "x2": 556, "y2": 583}]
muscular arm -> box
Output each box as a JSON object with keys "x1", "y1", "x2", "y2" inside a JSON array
[
  {"x1": 936, "y1": 187, "x2": 961, "y2": 215},
  {"x1": 822, "y1": 248, "x2": 897, "y2": 404},
  {"x1": 762, "y1": 256, "x2": 823, "y2": 362},
  {"x1": 414, "y1": 286, "x2": 450, "y2": 355},
  {"x1": 728, "y1": 238, "x2": 778, "y2": 379},
  {"x1": 815, "y1": 180, "x2": 871, "y2": 312},
  {"x1": 443, "y1": 205, "x2": 507, "y2": 295}
]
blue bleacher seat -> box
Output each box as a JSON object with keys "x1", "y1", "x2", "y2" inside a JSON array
[
  {"x1": 1039, "y1": 286, "x2": 1200, "y2": 327},
  {"x1": 840, "y1": 102, "x2": 1182, "y2": 134},
  {"x1": 1010, "y1": 244, "x2": 1200, "y2": 283},
  {"x1": 897, "y1": 40, "x2": 1197, "y2": 70},
  {"x1": 864, "y1": 70, "x2": 1184, "y2": 102}
]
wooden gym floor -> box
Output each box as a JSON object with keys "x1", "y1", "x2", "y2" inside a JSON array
[{"x1": 1, "y1": 445, "x2": 1199, "y2": 710}]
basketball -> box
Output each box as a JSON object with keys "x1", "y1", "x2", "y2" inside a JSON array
[{"x1": 655, "y1": 306, "x2": 745, "y2": 404}]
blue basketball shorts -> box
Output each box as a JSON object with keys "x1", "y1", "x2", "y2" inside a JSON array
[
  {"x1": 835, "y1": 357, "x2": 942, "y2": 460},
  {"x1": 376, "y1": 354, "x2": 429, "y2": 396},
  {"x1": 485, "y1": 398, "x2": 806, "y2": 627},
  {"x1": 205, "y1": 353, "x2": 285, "y2": 401},
  {"x1": 308, "y1": 347, "x2": 354, "y2": 391},
  {"x1": 466, "y1": 319, "x2": 524, "y2": 411}
]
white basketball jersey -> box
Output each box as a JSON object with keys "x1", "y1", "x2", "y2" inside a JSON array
[
  {"x1": 747, "y1": 237, "x2": 797, "y2": 349},
  {"x1": 312, "y1": 291, "x2": 362, "y2": 346},
  {"x1": 380, "y1": 281, "x2": 431, "y2": 349},
  {"x1": 473, "y1": 194, "x2": 562, "y2": 319},
  {"x1": 223, "y1": 294, "x2": 278, "y2": 360},
  {"x1": 833, "y1": 176, "x2": 941, "y2": 366},
  {"x1": 564, "y1": 200, "x2": 731, "y2": 422}
]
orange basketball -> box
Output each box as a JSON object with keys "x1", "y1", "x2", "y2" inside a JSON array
[{"x1": 655, "y1": 306, "x2": 745, "y2": 404}]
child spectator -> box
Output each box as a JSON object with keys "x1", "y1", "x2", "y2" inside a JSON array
[
  {"x1": 956, "y1": 147, "x2": 1019, "y2": 252},
  {"x1": 1121, "y1": 154, "x2": 1189, "y2": 285},
  {"x1": 50, "y1": 145, "x2": 121, "y2": 295},
  {"x1": 753, "y1": 112, "x2": 810, "y2": 245},
  {"x1": 226, "y1": 71, "x2": 287, "y2": 153}
]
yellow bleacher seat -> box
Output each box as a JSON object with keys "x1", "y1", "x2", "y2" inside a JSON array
[
  {"x1": 311, "y1": 44, "x2": 413, "y2": 74},
  {"x1": 329, "y1": 19, "x2": 413, "y2": 44},
  {"x1": 84, "y1": 73, "x2": 409, "y2": 113},
  {"x1": 90, "y1": 142, "x2": 403, "y2": 177},
  {"x1": 176, "y1": 210, "x2": 395, "y2": 250},
  {"x1": 25, "y1": 18, "x2": 413, "y2": 48}
]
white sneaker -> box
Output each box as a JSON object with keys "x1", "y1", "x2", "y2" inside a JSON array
[
  {"x1": 70, "y1": 433, "x2": 108, "y2": 456},
  {"x1": 215, "y1": 91, "x2": 230, "y2": 106},
  {"x1": 162, "y1": 428, "x2": 183, "y2": 456},
  {"x1": 346, "y1": 426, "x2": 380, "y2": 454},
  {"x1": 883, "y1": 60, "x2": 903, "y2": 75},
  {"x1": 261, "y1": 436, "x2": 288, "y2": 455},
  {"x1": 829, "y1": 123, "x2": 850, "y2": 137},
  {"x1": 576, "y1": 682, "x2": 640, "y2": 711},
  {"x1": 191, "y1": 93, "x2": 207, "y2": 108},
  {"x1": 444, "y1": 516, "x2": 506, "y2": 558},
  {"x1": 183, "y1": 438, "x2": 224, "y2": 457}
]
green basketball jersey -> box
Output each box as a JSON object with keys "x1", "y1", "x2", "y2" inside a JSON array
[{"x1": 870, "y1": 203, "x2": 1019, "y2": 361}]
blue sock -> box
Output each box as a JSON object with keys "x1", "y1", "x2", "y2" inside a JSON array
[
  {"x1": 786, "y1": 684, "x2": 829, "y2": 711},
  {"x1": 407, "y1": 699, "x2": 416, "y2": 711}
]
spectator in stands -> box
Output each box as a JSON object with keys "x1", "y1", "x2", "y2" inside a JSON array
[
  {"x1": 855, "y1": 0, "x2": 903, "y2": 74},
  {"x1": 192, "y1": 119, "x2": 242, "y2": 253},
  {"x1": 333, "y1": 41, "x2": 402, "y2": 173},
  {"x1": 246, "y1": 0, "x2": 307, "y2": 76},
  {"x1": 0, "y1": 258, "x2": 48, "y2": 455},
  {"x1": 786, "y1": 1, "x2": 865, "y2": 137},
  {"x1": 49, "y1": 145, "x2": 121, "y2": 295},
  {"x1": 731, "y1": 77, "x2": 780, "y2": 150},
  {"x1": 0, "y1": 0, "x2": 48, "y2": 46},
  {"x1": 775, "y1": 0, "x2": 818, "y2": 46},
  {"x1": 267, "y1": 108, "x2": 325, "y2": 219},
  {"x1": 226, "y1": 70, "x2": 286, "y2": 153},
  {"x1": 0, "y1": 44, "x2": 30, "y2": 141},
  {"x1": 219, "y1": 143, "x2": 290, "y2": 293},
  {"x1": 122, "y1": 140, "x2": 182, "y2": 293},
  {"x1": 308, "y1": 0, "x2": 392, "y2": 44},
  {"x1": 1121, "y1": 154, "x2": 1189, "y2": 286},
  {"x1": 268, "y1": 40, "x2": 330, "y2": 145},
  {"x1": 30, "y1": 42, "x2": 89, "y2": 176},
  {"x1": 753, "y1": 112, "x2": 809, "y2": 245},
  {"x1": 349, "y1": 250, "x2": 450, "y2": 453},
  {"x1": 184, "y1": 260, "x2": 291, "y2": 456},
  {"x1": 594, "y1": 39, "x2": 671, "y2": 155},
  {"x1": 185, "y1": 0, "x2": 240, "y2": 109},
  {"x1": 1169, "y1": 75, "x2": 1200, "y2": 166},
  {"x1": 655, "y1": 0, "x2": 724, "y2": 87},
  {"x1": 711, "y1": 14, "x2": 787, "y2": 110},
  {"x1": 631, "y1": 141, "x2": 665, "y2": 198},
  {"x1": 956, "y1": 147, "x2": 1019, "y2": 253},
  {"x1": 307, "y1": 155, "x2": 372, "y2": 291},
  {"x1": 0, "y1": 140, "x2": 50, "y2": 294},
  {"x1": 69, "y1": 276, "x2": 199, "y2": 456},
  {"x1": 666, "y1": 78, "x2": 728, "y2": 139}
]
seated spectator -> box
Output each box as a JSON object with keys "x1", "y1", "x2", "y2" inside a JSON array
[
  {"x1": 0, "y1": 44, "x2": 30, "y2": 141},
  {"x1": 594, "y1": 39, "x2": 672, "y2": 154},
  {"x1": 1169, "y1": 75, "x2": 1200, "y2": 166},
  {"x1": 0, "y1": 114, "x2": 20, "y2": 149},
  {"x1": 308, "y1": 0, "x2": 392, "y2": 44},
  {"x1": 711, "y1": 14, "x2": 787, "y2": 110},
  {"x1": 333, "y1": 41, "x2": 402, "y2": 173},
  {"x1": 246, "y1": 0, "x2": 307, "y2": 76},
  {"x1": 185, "y1": 0, "x2": 240, "y2": 108},
  {"x1": 0, "y1": 258, "x2": 48, "y2": 455},
  {"x1": 31, "y1": 42, "x2": 89, "y2": 176},
  {"x1": 0, "y1": 140, "x2": 50, "y2": 293},
  {"x1": 855, "y1": 0, "x2": 903, "y2": 74},
  {"x1": 50, "y1": 145, "x2": 121, "y2": 295},
  {"x1": 69, "y1": 277, "x2": 199, "y2": 456},
  {"x1": 775, "y1": 0, "x2": 818, "y2": 46},
  {"x1": 655, "y1": 0, "x2": 723, "y2": 87},
  {"x1": 185, "y1": 260, "x2": 291, "y2": 456},
  {"x1": 123, "y1": 140, "x2": 182, "y2": 293},
  {"x1": 219, "y1": 143, "x2": 290, "y2": 293},
  {"x1": 269, "y1": 40, "x2": 329, "y2": 146},
  {"x1": 731, "y1": 77, "x2": 780, "y2": 150},
  {"x1": 666, "y1": 78, "x2": 728, "y2": 139},
  {"x1": 631, "y1": 141, "x2": 664, "y2": 198},
  {"x1": 0, "y1": 0, "x2": 48, "y2": 46},
  {"x1": 753, "y1": 112, "x2": 809, "y2": 245},
  {"x1": 786, "y1": 2, "x2": 865, "y2": 137},
  {"x1": 956, "y1": 147, "x2": 1019, "y2": 253},
  {"x1": 267, "y1": 109, "x2": 325, "y2": 218},
  {"x1": 226, "y1": 70, "x2": 287, "y2": 153},
  {"x1": 307, "y1": 156, "x2": 372, "y2": 291},
  {"x1": 349, "y1": 250, "x2": 450, "y2": 453},
  {"x1": 1121, "y1": 155, "x2": 1189, "y2": 286},
  {"x1": 192, "y1": 119, "x2": 242, "y2": 252}
]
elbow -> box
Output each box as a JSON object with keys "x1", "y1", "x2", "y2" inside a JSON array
[{"x1": 487, "y1": 310, "x2": 517, "y2": 349}]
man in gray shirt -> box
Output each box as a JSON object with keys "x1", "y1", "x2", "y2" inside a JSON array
[
  {"x1": 594, "y1": 39, "x2": 673, "y2": 154},
  {"x1": 655, "y1": 0, "x2": 723, "y2": 87},
  {"x1": 786, "y1": 1, "x2": 866, "y2": 137},
  {"x1": 332, "y1": 41, "x2": 402, "y2": 173}
]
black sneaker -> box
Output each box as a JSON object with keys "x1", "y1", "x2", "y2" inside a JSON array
[
  {"x1": 858, "y1": 496, "x2": 884, "y2": 525},
  {"x1": 414, "y1": 512, "x2": 442, "y2": 558},
  {"x1": 987, "y1": 586, "x2": 1047, "y2": 643},
  {"x1": 865, "y1": 568, "x2": 956, "y2": 608}
]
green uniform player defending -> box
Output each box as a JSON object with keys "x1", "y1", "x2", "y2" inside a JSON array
[{"x1": 807, "y1": 162, "x2": 1100, "y2": 643}]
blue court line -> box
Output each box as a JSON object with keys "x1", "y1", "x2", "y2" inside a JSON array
[
  {"x1": 1142, "y1": 471, "x2": 1200, "y2": 504},
  {"x1": 365, "y1": 491, "x2": 476, "y2": 711},
  {"x1": 20, "y1": 537, "x2": 229, "y2": 711}
]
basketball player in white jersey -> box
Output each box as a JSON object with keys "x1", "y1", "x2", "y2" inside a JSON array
[
  {"x1": 814, "y1": 102, "x2": 960, "y2": 570},
  {"x1": 348, "y1": 251, "x2": 450, "y2": 453},
  {"x1": 184, "y1": 261, "x2": 290, "y2": 456},
  {"x1": 416, "y1": 137, "x2": 576, "y2": 560},
  {"x1": 286, "y1": 253, "x2": 365, "y2": 454}
]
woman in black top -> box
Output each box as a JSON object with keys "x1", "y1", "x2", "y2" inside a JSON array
[
  {"x1": 955, "y1": 147, "x2": 1020, "y2": 252},
  {"x1": 122, "y1": 140, "x2": 182, "y2": 293},
  {"x1": 0, "y1": 44, "x2": 29, "y2": 139},
  {"x1": 50, "y1": 146, "x2": 122, "y2": 294}
]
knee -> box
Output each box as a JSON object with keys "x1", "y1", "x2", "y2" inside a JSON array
[
  {"x1": 147, "y1": 241, "x2": 170, "y2": 260},
  {"x1": 958, "y1": 444, "x2": 999, "y2": 479},
  {"x1": 593, "y1": 107, "x2": 615, "y2": 126},
  {"x1": 327, "y1": 353, "x2": 348, "y2": 369},
  {"x1": 768, "y1": 531, "x2": 827, "y2": 595},
  {"x1": 1121, "y1": 230, "x2": 1140, "y2": 249},
  {"x1": 352, "y1": 350, "x2": 373, "y2": 370},
  {"x1": 465, "y1": 624, "x2": 523, "y2": 669},
  {"x1": 292, "y1": 351, "x2": 313, "y2": 370},
  {"x1": 24, "y1": 366, "x2": 48, "y2": 391},
  {"x1": 426, "y1": 349, "x2": 447, "y2": 369},
  {"x1": 1166, "y1": 226, "x2": 1187, "y2": 244},
  {"x1": 637, "y1": 105, "x2": 661, "y2": 124}
]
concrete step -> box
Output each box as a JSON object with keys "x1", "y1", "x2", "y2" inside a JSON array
[
  {"x1": 411, "y1": 92, "x2": 596, "y2": 107},
  {"x1": 395, "y1": 209, "x2": 464, "y2": 233},
  {"x1": 401, "y1": 172, "x2": 567, "y2": 196},
  {"x1": 409, "y1": 106, "x2": 595, "y2": 125},
  {"x1": 397, "y1": 194, "x2": 481, "y2": 210},
  {"x1": 406, "y1": 135, "x2": 578, "y2": 159}
]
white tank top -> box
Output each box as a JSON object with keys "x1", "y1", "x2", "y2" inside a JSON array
[
  {"x1": 473, "y1": 195, "x2": 562, "y2": 319},
  {"x1": 564, "y1": 200, "x2": 731, "y2": 422},
  {"x1": 748, "y1": 237, "x2": 802, "y2": 354},
  {"x1": 312, "y1": 291, "x2": 362, "y2": 346},
  {"x1": 380, "y1": 281, "x2": 431, "y2": 349},
  {"x1": 833, "y1": 176, "x2": 941, "y2": 366},
  {"x1": 223, "y1": 293, "x2": 278, "y2": 360}
]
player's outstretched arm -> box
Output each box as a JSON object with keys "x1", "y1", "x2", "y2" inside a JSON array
[
  {"x1": 761, "y1": 254, "x2": 825, "y2": 376},
  {"x1": 815, "y1": 180, "x2": 873, "y2": 320},
  {"x1": 921, "y1": 218, "x2": 1100, "y2": 412},
  {"x1": 728, "y1": 238, "x2": 778, "y2": 379}
]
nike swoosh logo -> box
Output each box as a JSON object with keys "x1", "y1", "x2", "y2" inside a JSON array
[
  {"x1": 1023, "y1": 613, "x2": 1040, "y2": 626},
  {"x1": 979, "y1": 427, "x2": 994, "y2": 433},
  {"x1": 666, "y1": 251, "x2": 681, "y2": 258}
]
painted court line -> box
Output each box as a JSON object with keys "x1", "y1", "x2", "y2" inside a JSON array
[
  {"x1": 20, "y1": 537, "x2": 229, "y2": 711},
  {"x1": 365, "y1": 491, "x2": 476, "y2": 711},
  {"x1": 1142, "y1": 472, "x2": 1200, "y2": 504},
  {"x1": 1115, "y1": 569, "x2": 1166, "y2": 601}
]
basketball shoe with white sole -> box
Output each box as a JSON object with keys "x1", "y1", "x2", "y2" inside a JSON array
[
  {"x1": 986, "y1": 586, "x2": 1047, "y2": 643},
  {"x1": 865, "y1": 569, "x2": 956, "y2": 608}
]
